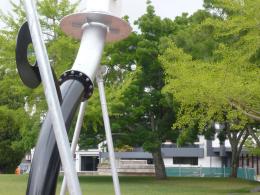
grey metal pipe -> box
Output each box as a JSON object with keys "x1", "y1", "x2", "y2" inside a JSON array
[
  {"x1": 60, "y1": 101, "x2": 87, "y2": 195},
  {"x1": 96, "y1": 71, "x2": 121, "y2": 195},
  {"x1": 23, "y1": 1, "x2": 82, "y2": 194},
  {"x1": 26, "y1": 80, "x2": 84, "y2": 195}
]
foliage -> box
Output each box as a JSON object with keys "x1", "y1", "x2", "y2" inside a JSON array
[
  {"x1": 91, "y1": 1, "x2": 178, "y2": 179},
  {"x1": 0, "y1": 0, "x2": 78, "y2": 172},
  {"x1": 115, "y1": 145, "x2": 133, "y2": 152},
  {"x1": 0, "y1": 107, "x2": 31, "y2": 173},
  {"x1": 78, "y1": 91, "x2": 105, "y2": 149},
  {"x1": 160, "y1": 0, "x2": 260, "y2": 177}
]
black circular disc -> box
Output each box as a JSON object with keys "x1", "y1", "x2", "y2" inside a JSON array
[{"x1": 16, "y1": 21, "x2": 41, "y2": 89}]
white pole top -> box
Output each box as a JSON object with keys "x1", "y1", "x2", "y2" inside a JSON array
[{"x1": 79, "y1": 0, "x2": 122, "y2": 17}]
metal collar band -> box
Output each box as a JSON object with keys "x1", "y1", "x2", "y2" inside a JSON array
[{"x1": 59, "y1": 70, "x2": 94, "y2": 100}]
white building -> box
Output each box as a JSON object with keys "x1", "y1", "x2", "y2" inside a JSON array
[
  {"x1": 74, "y1": 135, "x2": 230, "y2": 173},
  {"x1": 22, "y1": 135, "x2": 259, "y2": 178}
]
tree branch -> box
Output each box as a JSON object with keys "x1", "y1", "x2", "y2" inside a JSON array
[
  {"x1": 226, "y1": 128, "x2": 234, "y2": 147},
  {"x1": 237, "y1": 129, "x2": 246, "y2": 141},
  {"x1": 238, "y1": 129, "x2": 249, "y2": 154},
  {"x1": 248, "y1": 126, "x2": 260, "y2": 147},
  {"x1": 42, "y1": 31, "x2": 54, "y2": 38},
  {"x1": 229, "y1": 99, "x2": 260, "y2": 121}
]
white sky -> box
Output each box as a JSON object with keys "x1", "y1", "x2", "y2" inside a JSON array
[
  {"x1": 1, "y1": 0, "x2": 203, "y2": 22},
  {"x1": 122, "y1": 0, "x2": 203, "y2": 21}
]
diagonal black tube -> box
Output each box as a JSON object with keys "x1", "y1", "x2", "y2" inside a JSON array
[{"x1": 26, "y1": 80, "x2": 84, "y2": 195}]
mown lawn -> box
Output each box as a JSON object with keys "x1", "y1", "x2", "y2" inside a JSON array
[{"x1": 0, "y1": 175, "x2": 260, "y2": 195}]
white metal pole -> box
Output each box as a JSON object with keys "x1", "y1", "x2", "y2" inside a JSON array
[
  {"x1": 23, "y1": 1, "x2": 82, "y2": 194},
  {"x1": 70, "y1": 22, "x2": 107, "y2": 82},
  {"x1": 96, "y1": 70, "x2": 121, "y2": 195},
  {"x1": 60, "y1": 101, "x2": 88, "y2": 195}
]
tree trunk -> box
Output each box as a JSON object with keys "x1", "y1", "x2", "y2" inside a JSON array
[
  {"x1": 230, "y1": 141, "x2": 239, "y2": 178},
  {"x1": 231, "y1": 162, "x2": 238, "y2": 178},
  {"x1": 228, "y1": 129, "x2": 249, "y2": 178},
  {"x1": 231, "y1": 154, "x2": 239, "y2": 178},
  {"x1": 152, "y1": 147, "x2": 167, "y2": 180}
]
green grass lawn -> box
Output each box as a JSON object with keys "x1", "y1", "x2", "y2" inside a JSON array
[{"x1": 0, "y1": 175, "x2": 260, "y2": 195}]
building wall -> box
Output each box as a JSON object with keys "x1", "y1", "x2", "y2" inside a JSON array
[
  {"x1": 212, "y1": 135, "x2": 220, "y2": 148},
  {"x1": 22, "y1": 135, "x2": 238, "y2": 175},
  {"x1": 211, "y1": 134, "x2": 231, "y2": 148},
  {"x1": 198, "y1": 135, "x2": 222, "y2": 167},
  {"x1": 75, "y1": 135, "x2": 224, "y2": 170},
  {"x1": 198, "y1": 156, "x2": 222, "y2": 167},
  {"x1": 75, "y1": 152, "x2": 80, "y2": 172},
  {"x1": 164, "y1": 156, "x2": 222, "y2": 168},
  {"x1": 164, "y1": 158, "x2": 173, "y2": 167}
]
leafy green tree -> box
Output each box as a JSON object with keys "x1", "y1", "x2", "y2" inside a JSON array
[
  {"x1": 0, "y1": 107, "x2": 30, "y2": 173},
  {"x1": 0, "y1": 0, "x2": 78, "y2": 172},
  {"x1": 173, "y1": 10, "x2": 218, "y2": 60},
  {"x1": 78, "y1": 91, "x2": 105, "y2": 149},
  {"x1": 96, "y1": 1, "x2": 178, "y2": 179},
  {"x1": 160, "y1": 0, "x2": 260, "y2": 177}
]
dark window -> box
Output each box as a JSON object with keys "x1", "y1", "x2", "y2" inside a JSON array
[
  {"x1": 147, "y1": 159, "x2": 154, "y2": 164},
  {"x1": 81, "y1": 156, "x2": 99, "y2": 171},
  {"x1": 173, "y1": 157, "x2": 198, "y2": 165}
]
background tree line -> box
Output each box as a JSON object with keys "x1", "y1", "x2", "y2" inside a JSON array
[{"x1": 0, "y1": 0, "x2": 259, "y2": 180}]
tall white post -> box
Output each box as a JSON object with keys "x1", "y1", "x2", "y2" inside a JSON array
[
  {"x1": 96, "y1": 66, "x2": 121, "y2": 195},
  {"x1": 60, "y1": 101, "x2": 88, "y2": 195},
  {"x1": 24, "y1": 0, "x2": 82, "y2": 194}
]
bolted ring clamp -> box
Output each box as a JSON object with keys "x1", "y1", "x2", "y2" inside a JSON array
[{"x1": 59, "y1": 70, "x2": 94, "y2": 100}]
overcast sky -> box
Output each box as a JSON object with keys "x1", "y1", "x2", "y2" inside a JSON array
[
  {"x1": 122, "y1": 0, "x2": 203, "y2": 21},
  {"x1": 1, "y1": 0, "x2": 203, "y2": 22}
]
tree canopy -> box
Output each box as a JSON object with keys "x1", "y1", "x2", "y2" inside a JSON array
[
  {"x1": 0, "y1": 0, "x2": 260, "y2": 178},
  {"x1": 0, "y1": 0, "x2": 79, "y2": 173},
  {"x1": 160, "y1": 0, "x2": 260, "y2": 177},
  {"x1": 88, "y1": 1, "x2": 179, "y2": 179}
]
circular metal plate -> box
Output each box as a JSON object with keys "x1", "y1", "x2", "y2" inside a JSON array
[{"x1": 60, "y1": 12, "x2": 132, "y2": 42}]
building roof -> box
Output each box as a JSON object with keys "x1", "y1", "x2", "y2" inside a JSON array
[{"x1": 100, "y1": 148, "x2": 204, "y2": 159}]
